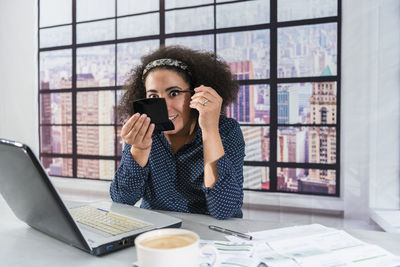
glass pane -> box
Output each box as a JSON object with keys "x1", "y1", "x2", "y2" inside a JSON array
[
  {"x1": 278, "y1": 82, "x2": 337, "y2": 124},
  {"x1": 278, "y1": 23, "x2": 337, "y2": 78},
  {"x1": 117, "y1": 40, "x2": 159, "y2": 86},
  {"x1": 77, "y1": 126, "x2": 115, "y2": 156},
  {"x1": 117, "y1": 126, "x2": 123, "y2": 156},
  {"x1": 77, "y1": 19, "x2": 115, "y2": 44},
  {"x1": 76, "y1": 45, "x2": 115, "y2": 87},
  {"x1": 77, "y1": 159, "x2": 115, "y2": 180},
  {"x1": 40, "y1": 93, "x2": 72, "y2": 124},
  {"x1": 41, "y1": 157, "x2": 73, "y2": 177},
  {"x1": 217, "y1": 0, "x2": 269, "y2": 28},
  {"x1": 116, "y1": 90, "x2": 125, "y2": 123},
  {"x1": 40, "y1": 49, "x2": 72, "y2": 90},
  {"x1": 217, "y1": 30, "x2": 270, "y2": 79},
  {"x1": 40, "y1": 0, "x2": 72, "y2": 27},
  {"x1": 117, "y1": 13, "x2": 159, "y2": 39},
  {"x1": 118, "y1": 0, "x2": 159, "y2": 15},
  {"x1": 242, "y1": 126, "x2": 269, "y2": 161},
  {"x1": 165, "y1": 0, "x2": 212, "y2": 9},
  {"x1": 165, "y1": 35, "x2": 214, "y2": 52},
  {"x1": 40, "y1": 126, "x2": 73, "y2": 154},
  {"x1": 278, "y1": 0, "x2": 337, "y2": 22},
  {"x1": 77, "y1": 0, "x2": 115, "y2": 22},
  {"x1": 278, "y1": 126, "x2": 336, "y2": 164},
  {"x1": 243, "y1": 166, "x2": 269, "y2": 190},
  {"x1": 77, "y1": 91, "x2": 115, "y2": 124},
  {"x1": 225, "y1": 84, "x2": 270, "y2": 123},
  {"x1": 40, "y1": 26, "x2": 72, "y2": 48},
  {"x1": 165, "y1": 6, "x2": 213, "y2": 34},
  {"x1": 277, "y1": 168, "x2": 336, "y2": 194}
]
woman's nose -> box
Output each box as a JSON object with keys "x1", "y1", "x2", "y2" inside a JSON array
[{"x1": 164, "y1": 98, "x2": 172, "y2": 109}]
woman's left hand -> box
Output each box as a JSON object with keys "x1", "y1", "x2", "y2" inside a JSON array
[{"x1": 190, "y1": 85, "x2": 223, "y2": 133}]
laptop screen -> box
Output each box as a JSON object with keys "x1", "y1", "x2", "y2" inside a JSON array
[{"x1": 0, "y1": 140, "x2": 90, "y2": 252}]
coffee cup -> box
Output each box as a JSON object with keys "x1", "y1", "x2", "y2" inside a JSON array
[{"x1": 135, "y1": 228, "x2": 218, "y2": 267}]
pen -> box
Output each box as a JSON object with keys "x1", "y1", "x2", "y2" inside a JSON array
[{"x1": 208, "y1": 225, "x2": 253, "y2": 240}]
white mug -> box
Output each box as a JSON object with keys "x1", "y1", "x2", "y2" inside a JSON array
[{"x1": 135, "y1": 228, "x2": 218, "y2": 267}]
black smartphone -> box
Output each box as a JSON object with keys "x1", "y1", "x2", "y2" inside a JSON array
[{"x1": 132, "y1": 98, "x2": 175, "y2": 132}]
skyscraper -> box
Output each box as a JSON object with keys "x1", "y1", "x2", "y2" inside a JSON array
[
  {"x1": 225, "y1": 61, "x2": 255, "y2": 122},
  {"x1": 307, "y1": 66, "x2": 336, "y2": 183},
  {"x1": 278, "y1": 89, "x2": 289, "y2": 124},
  {"x1": 76, "y1": 74, "x2": 101, "y2": 178},
  {"x1": 278, "y1": 85, "x2": 300, "y2": 124}
]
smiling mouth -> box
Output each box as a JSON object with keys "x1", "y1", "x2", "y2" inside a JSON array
[{"x1": 169, "y1": 115, "x2": 178, "y2": 121}]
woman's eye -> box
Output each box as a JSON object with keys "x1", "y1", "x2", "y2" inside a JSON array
[
  {"x1": 170, "y1": 90, "x2": 180, "y2": 97},
  {"x1": 148, "y1": 94, "x2": 159, "y2": 98}
]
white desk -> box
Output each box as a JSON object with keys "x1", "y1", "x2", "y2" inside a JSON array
[{"x1": 1, "y1": 195, "x2": 400, "y2": 267}]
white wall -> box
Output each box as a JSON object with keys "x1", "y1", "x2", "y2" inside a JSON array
[
  {"x1": 341, "y1": 0, "x2": 400, "y2": 220},
  {"x1": 0, "y1": 0, "x2": 399, "y2": 222},
  {"x1": 368, "y1": 0, "x2": 400, "y2": 211},
  {"x1": 0, "y1": 0, "x2": 38, "y2": 155}
]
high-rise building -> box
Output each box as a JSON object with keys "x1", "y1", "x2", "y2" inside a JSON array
[
  {"x1": 76, "y1": 74, "x2": 101, "y2": 178},
  {"x1": 242, "y1": 127, "x2": 263, "y2": 161},
  {"x1": 255, "y1": 86, "x2": 270, "y2": 124},
  {"x1": 59, "y1": 78, "x2": 73, "y2": 176},
  {"x1": 307, "y1": 66, "x2": 336, "y2": 183},
  {"x1": 225, "y1": 61, "x2": 255, "y2": 122},
  {"x1": 309, "y1": 67, "x2": 336, "y2": 124},
  {"x1": 242, "y1": 127, "x2": 264, "y2": 189},
  {"x1": 262, "y1": 128, "x2": 270, "y2": 162},
  {"x1": 278, "y1": 90, "x2": 289, "y2": 124},
  {"x1": 278, "y1": 85, "x2": 300, "y2": 124},
  {"x1": 40, "y1": 83, "x2": 52, "y2": 169},
  {"x1": 243, "y1": 166, "x2": 264, "y2": 189},
  {"x1": 75, "y1": 73, "x2": 115, "y2": 180},
  {"x1": 40, "y1": 77, "x2": 73, "y2": 176},
  {"x1": 277, "y1": 171, "x2": 286, "y2": 191},
  {"x1": 277, "y1": 128, "x2": 297, "y2": 180},
  {"x1": 261, "y1": 167, "x2": 269, "y2": 190},
  {"x1": 243, "y1": 165, "x2": 269, "y2": 190}
]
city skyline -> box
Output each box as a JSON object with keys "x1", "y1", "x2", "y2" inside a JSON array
[
  {"x1": 38, "y1": 0, "x2": 339, "y2": 194},
  {"x1": 39, "y1": 52, "x2": 337, "y2": 192}
]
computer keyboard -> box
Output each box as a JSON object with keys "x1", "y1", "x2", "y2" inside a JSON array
[{"x1": 70, "y1": 205, "x2": 150, "y2": 236}]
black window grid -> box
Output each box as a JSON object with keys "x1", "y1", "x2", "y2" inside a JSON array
[{"x1": 38, "y1": 0, "x2": 341, "y2": 197}]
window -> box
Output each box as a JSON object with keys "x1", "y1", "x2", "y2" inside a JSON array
[{"x1": 38, "y1": 0, "x2": 340, "y2": 196}]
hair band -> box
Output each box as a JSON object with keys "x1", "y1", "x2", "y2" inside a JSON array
[{"x1": 142, "y1": 58, "x2": 192, "y2": 80}]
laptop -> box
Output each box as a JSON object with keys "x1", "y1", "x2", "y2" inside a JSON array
[{"x1": 0, "y1": 139, "x2": 182, "y2": 256}]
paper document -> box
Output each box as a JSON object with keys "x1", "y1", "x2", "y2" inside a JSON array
[
  {"x1": 207, "y1": 224, "x2": 400, "y2": 267},
  {"x1": 199, "y1": 240, "x2": 263, "y2": 267},
  {"x1": 134, "y1": 224, "x2": 400, "y2": 267}
]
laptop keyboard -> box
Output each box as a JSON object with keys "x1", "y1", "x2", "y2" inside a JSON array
[{"x1": 70, "y1": 205, "x2": 150, "y2": 236}]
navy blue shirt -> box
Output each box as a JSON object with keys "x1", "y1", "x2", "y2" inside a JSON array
[{"x1": 110, "y1": 116, "x2": 245, "y2": 220}]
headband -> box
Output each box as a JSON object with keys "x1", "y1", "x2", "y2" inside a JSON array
[{"x1": 142, "y1": 58, "x2": 192, "y2": 80}]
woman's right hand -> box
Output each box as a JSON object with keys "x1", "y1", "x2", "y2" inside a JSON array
[{"x1": 121, "y1": 113, "x2": 155, "y2": 152}]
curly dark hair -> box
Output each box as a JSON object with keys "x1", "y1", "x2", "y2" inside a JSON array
[{"x1": 118, "y1": 45, "x2": 239, "y2": 118}]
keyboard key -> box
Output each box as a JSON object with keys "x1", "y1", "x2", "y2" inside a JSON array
[{"x1": 70, "y1": 206, "x2": 150, "y2": 236}]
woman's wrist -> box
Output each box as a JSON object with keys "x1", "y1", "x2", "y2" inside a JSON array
[
  {"x1": 202, "y1": 129, "x2": 224, "y2": 165},
  {"x1": 201, "y1": 126, "x2": 220, "y2": 140},
  {"x1": 130, "y1": 145, "x2": 151, "y2": 167}
]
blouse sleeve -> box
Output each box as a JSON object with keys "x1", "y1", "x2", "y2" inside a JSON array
[
  {"x1": 203, "y1": 120, "x2": 245, "y2": 220},
  {"x1": 109, "y1": 144, "x2": 150, "y2": 206}
]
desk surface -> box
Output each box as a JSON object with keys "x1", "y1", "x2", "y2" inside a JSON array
[{"x1": 1, "y1": 196, "x2": 400, "y2": 267}]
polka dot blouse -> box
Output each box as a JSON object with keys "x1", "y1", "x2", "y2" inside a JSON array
[{"x1": 110, "y1": 116, "x2": 245, "y2": 220}]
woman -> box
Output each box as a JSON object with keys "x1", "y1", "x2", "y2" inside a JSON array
[{"x1": 110, "y1": 46, "x2": 245, "y2": 219}]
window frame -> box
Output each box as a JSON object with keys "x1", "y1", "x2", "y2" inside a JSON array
[{"x1": 38, "y1": 0, "x2": 341, "y2": 197}]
